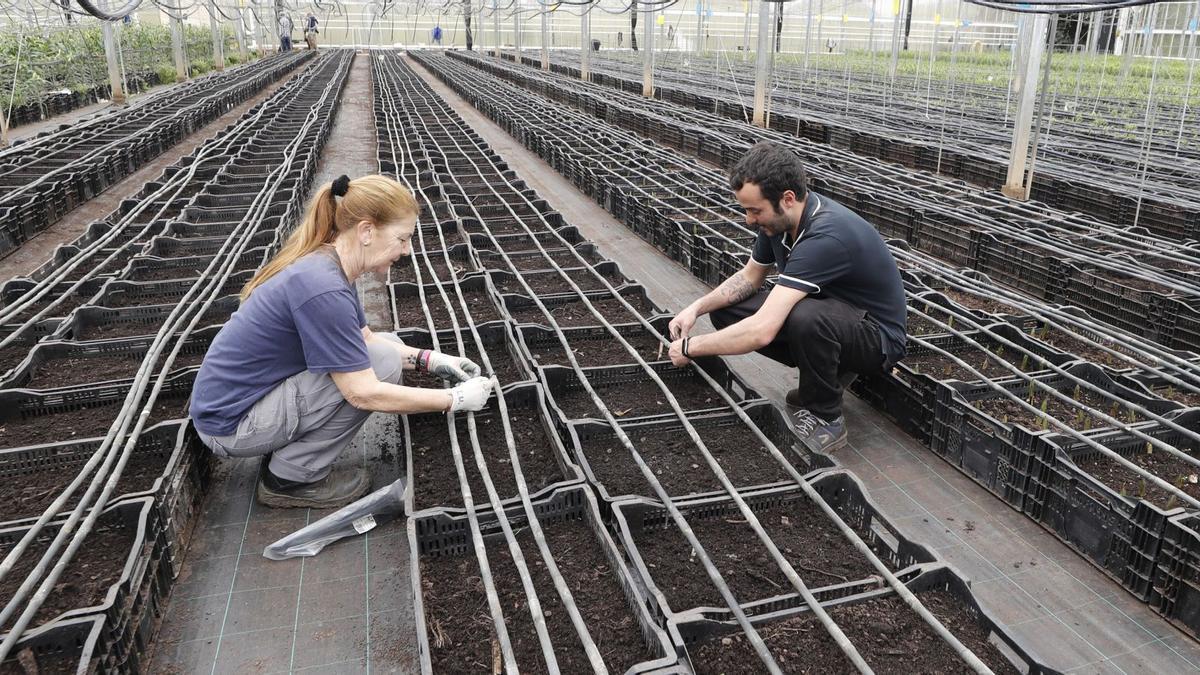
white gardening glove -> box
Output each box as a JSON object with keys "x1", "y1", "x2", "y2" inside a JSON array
[
  {"x1": 422, "y1": 350, "x2": 482, "y2": 383},
  {"x1": 448, "y1": 377, "x2": 494, "y2": 412}
]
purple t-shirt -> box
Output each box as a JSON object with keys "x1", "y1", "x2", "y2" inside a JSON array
[{"x1": 190, "y1": 249, "x2": 369, "y2": 436}]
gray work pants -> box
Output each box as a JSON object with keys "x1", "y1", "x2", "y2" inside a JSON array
[{"x1": 196, "y1": 334, "x2": 404, "y2": 483}]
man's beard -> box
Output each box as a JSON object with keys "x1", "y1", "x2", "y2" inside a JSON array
[{"x1": 758, "y1": 212, "x2": 792, "y2": 237}]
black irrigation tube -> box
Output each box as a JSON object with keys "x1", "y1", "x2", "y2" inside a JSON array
[
  {"x1": 373, "y1": 56, "x2": 578, "y2": 674},
  {"x1": 442, "y1": 49, "x2": 1200, "y2": 510},
  {"x1": 408, "y1": 50, "x2": 997, "y2": 674},
  {"x1": 0, "y1": 51, "x2": 353, "y2": 659},
  {"x1": 0, "y1": 65, "x2": 307, "y2": 336}
]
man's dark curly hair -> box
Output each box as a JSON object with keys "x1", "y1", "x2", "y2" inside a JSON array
[{"x1": 728, "y1": 142, "x2": 808, "y2": 211}]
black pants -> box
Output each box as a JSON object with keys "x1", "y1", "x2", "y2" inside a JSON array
[{"x1": 711, "y1": 292, "x2": 885, "y2": 420}]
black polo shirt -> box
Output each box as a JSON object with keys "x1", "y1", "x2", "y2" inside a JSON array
[{"x1": 750, "y1": 192, "x2": 907, "y2": 366}]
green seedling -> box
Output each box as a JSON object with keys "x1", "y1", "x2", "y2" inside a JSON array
[
  {"x1": 1073, "y1": 384, "x2": 1082, "y2": 401},
  {"x1": 1146, "y1": 442, "x2": 1154, "y2": 456},
  {"x1": 1138, "y1": 479, "x2": 1148, "y2": 500},
  {"x1": 1026, "y1": 380, "x2": 1037, "y2": 401},
  {"x1": 1039, "y1": 398, "x2": 1051, "y2": 430},
  {"x1": 1166, "y1": 494, "x2": 1179, "y2": 510},
  {"x1": 1020, "y1": 354, "x2": 1030, "y2": 371},
  {"x1": 1074, "y1": 409, "x2": 1085, "y2": 428}
]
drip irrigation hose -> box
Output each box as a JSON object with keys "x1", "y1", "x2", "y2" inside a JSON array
[{"x1": 410, "y1": 51, "x2": 997, "y2": 673}]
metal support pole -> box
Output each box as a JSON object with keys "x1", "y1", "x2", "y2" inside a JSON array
[
  {"x1": 102, "y1": 21, "x2": 126, "y2": 104},
  {"x1": 514, "y1": 0, "x2": 522, "y2": 59},
  {"x1": 1086, "y1": 11, "x2": 1102, "y2": 54},
  {"x1": 541, "y1": 2, "x2": 549, "y2": 69},
  {"x1": 752, "y1": 0, "x2": 772, "y2": 126},
  {"x1": 803, "y1": 0, "x2": 814, "y2": 72},
  {"x1": 209, "y1": 0, "x2": 226, "y2": 70},
  {"x1": 888, "y1": 0, "x2": 903, "y2": 79},
  {"x1": 494, "y1": 0, "x2": 501, "y2": 58},
  {"x1": 235, "y1": 8, "x2": 249, "y2": 61},
  {"x1": 171, "y1": 17, "x2": 189, "y2": 81},
  {"x1": 742, "y1": 1, "x2": 751, "y2": 59},
  {"x1": 581, "y1": 4, "x2": 591, "y2": 79},
  {"x1": 642, "y1": 4, "x2": 654, "y2": 96},
  {"x1": 695, "y1": 0, "x2": 704, "y2": 53},
  {"x1": 1002, "y1": 12, "x2": 1050, "y2": 199}
]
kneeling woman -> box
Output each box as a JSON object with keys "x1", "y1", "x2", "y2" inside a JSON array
[{"x1": 190, "y1": 175, "x2": 493, "y2": 509}]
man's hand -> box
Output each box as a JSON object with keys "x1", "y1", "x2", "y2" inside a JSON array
[
  {"x1": 425, "y1": 351, "x2": 482, "y2": 383},
  {"x1": 668, "y1": 339, "x2": 691, "y2": 367},
  {"x1": 669, "y1": 306, "x2": 698, "y2": 341}
]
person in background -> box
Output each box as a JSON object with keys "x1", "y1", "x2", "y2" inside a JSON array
[
  {"x1": 432, "y1": 24, "x2": 444, "y2": 45},
  {"x1": 278, "y1": 12, "x2": 294, "y2": 52},
  {"x1": 617, "y1": 31, "x2": 623, "y2": 48},
  {"x1": 191, "y1": 175, "x2": 495, "y2": 509},
  {"x1": 667, "y1": 143, "x2": 907, "y2": 456},
  {"x1": 304, "y1": 12, "x2": 320, "y2": 50}
]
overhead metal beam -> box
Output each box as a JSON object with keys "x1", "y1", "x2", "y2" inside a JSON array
[{"x1": 642, "y1": 3, "x2": 654, "y2": 96}]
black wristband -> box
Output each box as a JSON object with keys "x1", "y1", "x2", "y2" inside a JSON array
[{"x1": 682, "y1": 337, "x2": 691, "y2": 358}]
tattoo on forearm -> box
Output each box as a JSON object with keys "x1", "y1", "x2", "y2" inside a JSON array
[
  {"x1": 405, "y1": 354, "x2": 419, "y2": 369},
  {"x1": 718, "y1": 272, "x2": 755, "y2": 305}
]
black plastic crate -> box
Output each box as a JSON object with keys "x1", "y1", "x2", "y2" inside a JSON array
[
  {"x1": 1032, "y1": 409, "x2": 1200, "y2": 601},
  {"x1": 611, "y1": 470, "x2": 938, "y2": 627},
  {"x1": 539, "y1": 357, "x2": 758, "y2": 427},
  {"x1": 673, "y1": 563, "x2": 1060, "y2": 674},
  {"x1": 0, "y1": 329, "x2": 214, "y2": 391},
  {"x1": 515, "y1": 317, "x2": 671, "y2": 369},
  {"x1": 408, "y1": 483, "x2": 679, "y2": 674},
  {"x1": 487, "y1": 261, "x2": 632, "y2": 297},
  {"x1": 1152, "y1": 511, "x2": 1200, "y2": 641},
  {"x1": 501, "y1": 285, "x2": 664, "y2": 327},
  {"x1": 50, "y1": 296, "x2": 239, "y2": 342},
  {"x1": 0, "y1": 614, "x2": 105, "y2": 674},
  {"x1": 394, "y1": 321, "x2": 535, "y2": 389},
  {"x1": 568, "y1": 400, "x2": 835, "y2": 505},
  {"x1": 932, "y1": 362, "x2": 1182, "y2": 512},
  {"x1": 0, "y1": 497, "x2": 169, "y2": 673}
]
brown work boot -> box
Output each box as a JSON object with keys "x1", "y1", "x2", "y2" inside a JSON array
[{"x1": 256, "y1": 465, "x2": 371, "y2": 509}]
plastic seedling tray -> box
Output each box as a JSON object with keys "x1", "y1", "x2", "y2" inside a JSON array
[
  {"x1": 1152, "y1": 511, "x2": 1200, "y2": 642},
  {"x1": 0, "y1": 328, "x2": 215, "y2": 391},
  {"x1": 389, "y1": 273, "x2": 506, "y2": 332},
  {"x1": 163, "y1": 215, "x2": 284, "y2": 238},
  {"x1": 141, "y1": 230, "x2": 275, "y2": 258},
  {"x1": 0, "y1": 498, "x2": 169, "y2": 673},
  {"x1": 933, "y1": 361, "x2": 1184, "y2": 512},
  {"x1": 539, "y1": 357, "x2": 758, "y2": 427},
  {"x1": 0, "y1": 614, "x2": 105, "y2": 675},
  {"x1": 515, "y1": 317, "x2": 671, "y2": 369},
  {"x1": 49, "y1": 296, "x2": 239, "y2": 342},
  {"x1": 472, "y1": 224, "x2": 583, "y2": 251},
  {"x1": 1030, "y1": 409, "x2": 1200, "y2": 601},
  {"x1": 675, "y1": 564, "x2": 1060, "y2": 675},
  {"x1": 403, "y1": 381, "x2": 583, "y2": 514},
  {"x1": 409, "y1": 484, "x2": 679, "y2": 674},
  {"x1": 0, "y1": 421, "x2": 209, "y2": 576},
  {"x1": 611, "y1": 470, "x2": 937, "y2": 627},
  {"x1": 121, "y1": 247, "x2": 269, "y2": 282},
  {"x1": 477, "y1": 243, "x2": 603, "y2": 273},
  {"x1": 91, "y1": 271, "x2": 253, "y2": 309},
  {"x1": 501, "y1": 285, "x2": 664, "y2": 327},
  {"x1": 568, "y1": 400, "x2": 835, "y2": 506},
  {"x1": 488, "y1": 261, "x2": 632, "y2": 297}
]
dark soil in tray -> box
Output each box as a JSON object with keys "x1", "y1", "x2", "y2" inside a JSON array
[
  {"x1": 402, "y1": 368, "x2": 448, "y2": 390},
  {"x1": 0, "y1": 396, "x2": 188, "y2": 450},
  {"x1": 461, "y1": 344, "x2": 526, "y2": 386},
  {"x1": 8, "y1": 295, "x2": 87, "y2": 324},
  {"x1": 971, "y1": 384, "x2": 1141, "y2": 434},
  {"x1": 940, "y1": 289, "x2": 1016, "y2": 316},
  {"x1": 22, "y1": 350, "x2": 204, "y2": 389},
  {"x1": 528, "y1": 331, "x2": 666, "y2": 368},
  {"x1": 409, "y1": 405, "x2": 564, "y2": 511},
  {"x1": 903, "y1": 347, "x2": 1043, "y2": 383},
  {"x1": 1090, "y1": 268, "x2": 1174, "y2": 295},
  {"x1": 509, "y1": 296, "x2": 656, "y2": 328},
  {"x1": 102, "y1": 280, "x2": 242, "y2": 309},
  {"x1": 64, "y1": 251, "x2": 134, "y2": 280},
  {"x1": 421, "y1": 516, "x2": 655, "y2": 674},
  {"x1": 906, "y1": 305, "x2": 965, "y2": 337},
  {"x1": 509, "y1": 249, "x2": 595, "y2": 272},
  {"x1": 2, "y1": 446, "x2": 172, "y2": 523},
  {"x1": 631, "y1": 497, "x2": 890, "y2": 614},
  {"x1": 1076, "y1": 442, "x2": 1200, "y2": 509},
  {"x1": 77, "y1": 306, "x2": 229, "y2": 341},
  {"x1": 0, "y1": 511, "x2": 135, "y2": 633},
  {"x1": 1152, "y1": 385, "x2": 1200, "y2": 409},
  {"x1": 1030, "y1": 328, "x2": 1131, "y2": 369},
  {"x1": 129, "y1": 267, "x2": 204, "y2": 282},
  {"x1": 582, "y1": 422, "x2": 798, "y2": 499},
  {"x1": 0, "y1": 344, "x2": 33, "y2": 376},
  {"x1": 691, "y1": 590, "x2": 1019, "y2": 674},
  {"x1": 466, "y1": 218, "x2": 542, "y2": 236},
  {"x1": 496, "y1": 268, "x2": 624, "y2": 295},
  {"x1": 554, "y1": 371, "x2": 727, "y2": 420}
]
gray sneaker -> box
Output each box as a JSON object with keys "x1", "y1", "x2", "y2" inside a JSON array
[{"x1": 790, "y1": 408, "x2": 848, "y2": 455}]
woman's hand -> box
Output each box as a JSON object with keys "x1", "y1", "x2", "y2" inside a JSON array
[
  {"x1": 448, "y1": 377, "x2": 495, "y2": 412},
  {"x1": 423, "y1": 351, "x2": 482, "y2": 383}
]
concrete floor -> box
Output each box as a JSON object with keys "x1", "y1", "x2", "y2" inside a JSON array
[{"x1": 146, "y1": 49, "x2": 1200, "y2": 674}]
